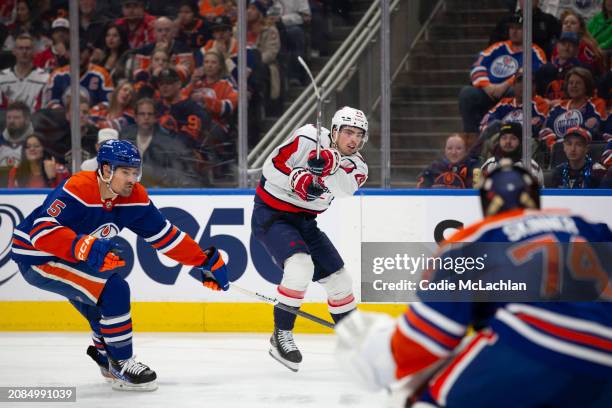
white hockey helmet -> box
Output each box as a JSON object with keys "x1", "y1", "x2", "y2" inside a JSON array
[{"x1": 331, "y1": 106, "x2": 369, "y2": 150}]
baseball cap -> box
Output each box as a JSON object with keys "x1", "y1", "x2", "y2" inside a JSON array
[
  {"x1": 499, "y1": 122, "x2": 522, "y2": 139},
  {"x1": 157, "y1": 68, "x2": 181, "y2": 84},
  {"x1": 559, "y1": 31, "x2": 579, "y2": 45},
  {"x1": 211, "y1": 15, "x2": 232, "y2": 31},
  {"x1": 564, "y1": 127, "x2": 592, "y2": 144},
  {"x1": 51, "y1": 18, "x2": 70, "y2": 31},
  {"x1": 98, "y1": 128, "x2": 119, "y2": 144}
]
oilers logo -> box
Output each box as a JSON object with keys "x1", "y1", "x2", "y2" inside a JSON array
[
  {"x1": 503, "y1": 110, "x2": 523, "y2": 124},
  {"x1": 490, "y1": 55, "x2": 518, "y2": 79},
  {"x1": 554, "y1": 110, "x2": 583, "y2": 137},
  {"x1": 198, "y1": 87, "x2": 216, "y2": 99},
  {"x1": 0, "y1": 204, "x2": 24, "y2": 286},
  {"x1": 89, "y1": 76, "x2": 100, "y2": 91},
  {"x1": 90, "y1": 223, "x2": 120, "y2": 239}
]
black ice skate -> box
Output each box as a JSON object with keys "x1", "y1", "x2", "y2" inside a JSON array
[
  {"x1": 269, "y1": 327, "x2": 302, "y2": 372},
  {"x1": 86, "y1": 345, "x2": 113, "y2": 381},
  {"x1": 109, "y1": 356, "x2": 158, "y2": 391}
]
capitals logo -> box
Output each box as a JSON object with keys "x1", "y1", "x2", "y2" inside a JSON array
[
  {"x1": 490, "y1": 55, "x2": 518, "y2": 79},
  {"x1": 554, "y1": 110, "x2": 583, "y2": 137},
  {"x1": 0, "y1": 204, "x2": 25, "y2": 286},
  {"x1": 90, "y1": 223, "x2": 120, "y2": 239}
]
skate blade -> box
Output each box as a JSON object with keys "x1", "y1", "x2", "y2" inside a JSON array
[
  {"x1": 268, "y1": 347, "x2": 299, "y2": 372},
  {"x1": 112, "y1": 378, "x2": 158, "y2": 392},
  {"x1": 101, "y1": 368, "x2": 113, "y2": 383}
]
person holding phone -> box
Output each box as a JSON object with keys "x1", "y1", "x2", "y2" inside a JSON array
[{"x1": 7, "y1": 134, "x2": 70, "y2": 188}]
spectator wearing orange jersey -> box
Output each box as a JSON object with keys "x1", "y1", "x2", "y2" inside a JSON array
[
  {"x1": 133, "y1": 46, "x2": 170, "y2": 98},
  {"x1": 190, "y1": 49, "x2": 237, "y2": 134},
  {"x1": 131, "y1": 17, "x2": 194, "y2": 84},
  {"x1": 199, "y1": 0, "x2": 226, "y2": 19},
  {"x1": 198, "y1": 15, "x2": 238, "y2": 72}
]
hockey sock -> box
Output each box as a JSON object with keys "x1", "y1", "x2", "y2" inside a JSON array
[
  {"x1": 274, "y1": 304, "x2": 299, "y2": 331},
  {"x1": 91, "y1": 332, "x2": 108, "y2": 365},
  {"x1": 97, "y1": 274, "x2": 133, "y2": 361},
  {"x1": 69, "y1": 299, "x2": 108, "y2": 363}
]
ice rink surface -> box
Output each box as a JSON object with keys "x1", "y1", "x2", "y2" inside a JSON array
[{"x1": 0, "y1": 332, "x2": 386, "y2": 408}]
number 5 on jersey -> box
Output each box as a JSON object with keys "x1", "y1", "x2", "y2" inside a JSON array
[{"x1": 47, "y1": 199, "x2": 66, "y2": 217}]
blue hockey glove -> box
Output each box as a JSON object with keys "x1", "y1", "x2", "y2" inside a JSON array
[
  {"x1": 200, "y1": 247, "x2": 229, "y2": 291},
  {"x1": 72, "y1": 234, "x2": 125, "y2": 272}
]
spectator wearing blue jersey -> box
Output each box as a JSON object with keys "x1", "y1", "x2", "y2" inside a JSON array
[
  {"x1": 44, "y1": 39, "x2": 114, "y2": 109},
  {"x1": 479, "y1": 71, "x2": 549, "y2": 138},
  {"x1": 416, "y1": 133, "x2": 480, "y2": 189},
  {"x1": 539, "y1": 67, "x2": 607, "y2": 150},
  {"x1": 459, "y1": 13, "x2": 547, "y2": 134}
]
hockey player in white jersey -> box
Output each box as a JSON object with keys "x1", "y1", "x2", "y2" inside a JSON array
[{"x1": 251, "y1": 106, "x2": 368, "y2": 371}]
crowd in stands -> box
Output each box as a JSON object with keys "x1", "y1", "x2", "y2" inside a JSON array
[
  {"x1": 2, "y1": 0, "x2": 610, "y2": 190},
  {"x1": 420, "y1": 0, "x2": 612, "y2": 189},
  {"x1": 0, "y1": 0, "x2": 353, "y2": 188}
]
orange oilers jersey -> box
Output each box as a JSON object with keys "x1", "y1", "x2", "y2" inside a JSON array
[{"x1": 11, "y1": 171, "x2": 207, "y2": 267}]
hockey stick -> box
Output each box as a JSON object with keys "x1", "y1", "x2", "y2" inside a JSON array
[
  {"x1": 297, "y1": 56, "x2": 323, "y2": 159},
  {"x1": 231, "y1": 284, "x2": 335, "y2": 329}
]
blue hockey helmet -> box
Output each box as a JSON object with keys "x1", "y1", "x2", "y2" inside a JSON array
[
  {"x1": 479, "y1": 159, "x2": 540, "y2": 216},
  {"x1": 97, "y1": 139, "x2": 142, "y2": 179}
]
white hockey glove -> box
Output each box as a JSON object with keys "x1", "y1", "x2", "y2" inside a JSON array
[{"x1": 335, "y1": 310, "x2": 397, "y2": 391}]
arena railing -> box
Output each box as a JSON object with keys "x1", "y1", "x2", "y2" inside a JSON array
[{"x1": 247, "y1": 0, "x2": 401, "y2": 176}]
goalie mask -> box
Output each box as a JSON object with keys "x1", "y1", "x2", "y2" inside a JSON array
[
  {"x1": 331, "y1": 107, "x2": 369, "y2": 150},
  {"x1": 97, "y1": 139, "x2": 142, "y2": 185},
  {"x1": 479, "y1": 159, "x2": 540, "y2": 217}
]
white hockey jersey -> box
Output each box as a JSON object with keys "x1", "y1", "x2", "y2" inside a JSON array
[
  {"x1": 256, "y1": 124, "x2": 368, "y2": 214},
  {"x1": 0, "y1": 67, "x2": 49, "y2": 111}
]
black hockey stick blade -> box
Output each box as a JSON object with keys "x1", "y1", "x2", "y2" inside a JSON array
[{"x1": 232, "y1": 284, "x2": 335, "y2": 329}]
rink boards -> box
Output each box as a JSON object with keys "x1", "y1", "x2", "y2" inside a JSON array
[{"x1": 0, "y1": 189, "x2": 610, "y2": 332}]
